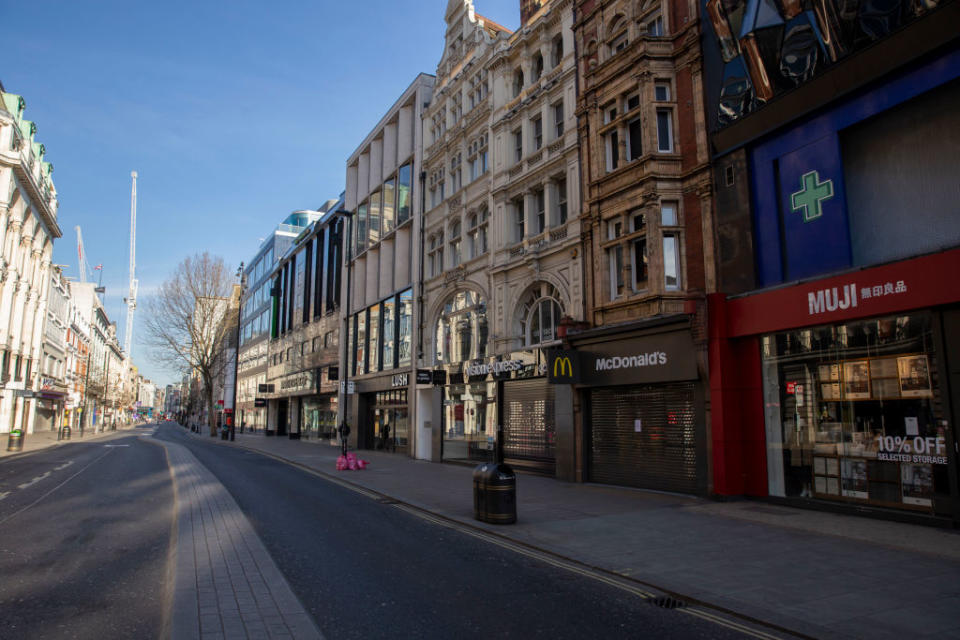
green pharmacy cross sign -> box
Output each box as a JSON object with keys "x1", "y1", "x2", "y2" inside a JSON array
[{"x1": 791, "y1": 170, "x2": 834, "y2": 223}]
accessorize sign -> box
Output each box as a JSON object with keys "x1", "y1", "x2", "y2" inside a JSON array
[{"x1": 549, "y1": 331, "x2": 698, "y2": 385}]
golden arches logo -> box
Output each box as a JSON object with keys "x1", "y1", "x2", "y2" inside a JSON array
[{"x1": 553, "y1": 356, "x2": 573, "y2": 378}]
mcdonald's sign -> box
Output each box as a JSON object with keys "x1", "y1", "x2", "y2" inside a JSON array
[{"x1": 547, "y1": 349, "x2": 579, "y2": 384}]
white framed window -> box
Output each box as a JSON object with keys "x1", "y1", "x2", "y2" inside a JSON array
[
  {"x1": 603, "y1": 101, "x2": 617, "y2": 124},
  {"x1": 518, "y1": 283, "x2": 564, "y2": 347},
  {"x1": 555, "y1": 178, "x2": 568, "y2": 226},
  {"x1": 514, "y1": 198, "x2": 525, "y2": 242},
  {"x1": 656, "y1": 109, "x2": 673, "y2": 152},
  {"x1": 428, "y1": 232, "x2": 445, "y2": 277},
  {"x1": 655, "y1": 81, "x2": 671, "y2": 102},
  {"x1": 534, "y1": 188, "x2": 545, "y2": 235},
  {"x1": 605, "y1": 130, "x2": 620, "y2": 172},
  {"x1": 647, "y1": 15, "x2": 664, "y2": 37},
  {"x1": 514, "y1": 129, "x2": 523, "y2": 163},
  {"x1": 661, "y1": 200, "x2": 678, "y2": 226},
  {"x1": 551, "y1": 35, "x2": 564, "y2": 67},
  {"x1": 630, "y1": 211, "x2": 648, "y2": 292},
  {"x1": 608, "y1": 17, "x2": 628, "y2": 56},
  {"x1": 532, "y1": 116, "x2": 543, "y2": 150},
  {"x1": 606, "y1": 219, "x2": 624, "y2": 300},
  {"x1": 554, "y1": 102, "x2": 564, "y2": 139},
  {"x1": 467, "y1": 207, "x2": 489, "y2": 258},
  {"x1": 450, "y1": 220, "x2": 462, "y2": 268},
  {"x1": 663, "y1": 234, "x2": 680, "y2": 290},
  {"x1": 624, "y1": 93, "x2": 640, "y2": 112},
  {"x1": 513, "y1": 68, "x2": 524, "y2": 97},
  {"x1": 627, "y1": 117, "x2": 642, "y2": 161}
]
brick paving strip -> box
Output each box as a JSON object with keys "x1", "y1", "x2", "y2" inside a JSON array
[{"x1": 156, "y1": 438, "x2": 323, "y2": 640}]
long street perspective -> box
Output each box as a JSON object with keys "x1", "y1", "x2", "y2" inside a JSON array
[{"x1": 2, "y1": 0, "x2": 960, "y2": 638}]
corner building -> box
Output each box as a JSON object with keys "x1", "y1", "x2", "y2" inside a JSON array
[
  {"x1": 703, "y1": 0, "x2": 960, "y2": 523},
  {"x1": 418, "y1": 0, "x2": 585, "y2": 476},
  {"x1": 562, "y1": 0, "x2": 714, "y2": 492}
]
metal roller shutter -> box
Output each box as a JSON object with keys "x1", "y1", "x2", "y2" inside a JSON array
[
  {"x1": 590, "y1": 383, "x2": 698, "y2": 493},
  {"x1": 502, "y1": 378, "x2": 555, "y2": 473}
]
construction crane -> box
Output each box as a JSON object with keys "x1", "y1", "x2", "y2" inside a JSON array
[
  {"x1": 122, "y1": 171, "x2": 138, "y2": 370},
  {"x1": 75, "y1": 226, "x2": 87, "y2": 283}
]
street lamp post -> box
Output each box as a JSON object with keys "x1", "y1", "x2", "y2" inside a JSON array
[
  {"x1": 230, "y1": 263, "x2": 247, "y2": 442},
  {"x1": 334, "y1": 209, "x2": 353, "y2": 456}
]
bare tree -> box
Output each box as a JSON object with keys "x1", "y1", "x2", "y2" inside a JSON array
[{"x1": 143, "y1": 253, "x2": 237, "y2": 436}]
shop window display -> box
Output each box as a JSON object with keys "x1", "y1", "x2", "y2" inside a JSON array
[
  {"x1": 762, "y1": 313, "x2": 950, "y2": 512},
  {"x1": 443, "y1": 381, "x2": 498, "y2": 463}
]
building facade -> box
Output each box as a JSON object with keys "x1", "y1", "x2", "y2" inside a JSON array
[
  {"x1": 703, "y1": 0, "x2": 960, "y2": 523},
  {"x1": 416, "y1": 0, "x2": 586, "y2": 476},
  {"x1": 0, "y1": 88, "x2": 62, "y2": 435},
  {"x1": 37, "y1": 265, "x2": 70, "y2": 431},
  {"x1": 561, "y1": 0, "x2": 714, "y2": 492},
  {"x1": 264, "y1": 203, "x2": 345, "y2": 440},
  {"x1": 342, "y1": 74, "x2": 433, "y2": 455},
  {"x1": 236, "y1": 211, "x2": 319, "y2": 431}
]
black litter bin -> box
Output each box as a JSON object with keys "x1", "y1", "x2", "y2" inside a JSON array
[
  {"x1": 7, "y1": 429, "x2": 24, "y2": 452},
  {"x1": 473, "y1": 462, "x2": 516, "y2": 524},
  {"x1": 62, "y1": 426, "x2": 71, "y2": 441}
]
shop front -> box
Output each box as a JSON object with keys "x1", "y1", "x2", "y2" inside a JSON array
[
  {"x1": 559, "y1": 318, "x2": 708, "y2": 494},
  {"x1": 711, "y1": 248, "x2": 960, "y2": 522},
  {"x1": 351, "y1": 371, "x2": 412, "y2": 454},
  {"x1": 265, "y1": 368, "x2": 336, "y2": 440},
  {"x1": 435, "y1": 350, "x2": 562, "y2": 474}
]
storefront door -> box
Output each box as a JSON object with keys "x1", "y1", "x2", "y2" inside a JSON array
[
  {"x1": 589, "y1": 383, "x2": 699, "y2": 493},
  {"x1": 277, "y1": 399, "x2": 288, "y2": 436},
  {"x1": 502, "y1": 378, "x2": 555, "y2": 473}
]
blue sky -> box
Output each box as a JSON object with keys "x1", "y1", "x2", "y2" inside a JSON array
[{"x1": 3, "y1": 0, "x2": 522, "y2": 385}]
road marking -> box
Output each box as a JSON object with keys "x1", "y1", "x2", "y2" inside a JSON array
[
  {"x1": 0, "y1": 449, "x2": 115, "y2": 525},
  {"x1": 0, "y1": 491, "x2": 9, "y2": 501},
  {"x1": 18, "y1": 471, "x2": 52, "y2": 489},
  {"x1": 104, "y1": 444, "x2": 129, "y2": 448},
  {"x1": 54, "y1": 460, "x2": 74, "y2": 471}
]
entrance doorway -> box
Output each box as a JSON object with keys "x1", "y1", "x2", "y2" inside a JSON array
[{"x1": 277, "y1": 399, "x2": 288, "y2": 436}]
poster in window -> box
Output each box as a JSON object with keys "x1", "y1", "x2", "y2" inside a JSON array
[
  {"x1": 872, "y1": 378, "x2": 901, "y2": 400},
  {"x1": 820, "y1": 382, "x2": 841, "y2": 401},
  {"x1": 897, "y1": 355, "x2": 933, "y2": 398},
  {"x1": 842, "y1": 361, "x2": 871, "y2": 400},
  {"x1": 869, "y1": 357, "x2": 898, "y2": 380},
  {"x1": 901, "y1": 463, "x2": 934, "y2": 507},
  {"x1": 818, "y1": 364, "x2": 840, "y2": 381},
  {"x1": 841, "y1": 458, "x2": 868, "y2": 499}
]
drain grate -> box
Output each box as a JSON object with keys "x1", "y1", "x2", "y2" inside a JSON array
[{"x1": 648, "y1": 596, "x2": 686, "y2": 609}]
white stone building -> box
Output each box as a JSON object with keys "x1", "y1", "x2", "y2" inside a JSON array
[
  {"x1": 0, "y1": 87, "x2": 62, "y2": 435},
  {"x1": 417, "y1": 0, "x2": 583, "y2": 472}
]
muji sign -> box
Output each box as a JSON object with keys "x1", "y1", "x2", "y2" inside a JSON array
[{"x1": 722, "y1": 247, "x2": 960, "y2": 338}]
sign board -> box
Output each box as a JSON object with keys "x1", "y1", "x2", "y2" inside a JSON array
[
  {"x1": 548, "y1": 331, "x2": 698, "y2": 386},
  {"x1": 15, "y1": 389, "x2": 37, "y2": 398},
  {"x1": 416, "y1": 370, "x2": 433, "y2": 385},
  {"x1": 786, "y1": 381, "x2": 796, "y2": 394},
  {"x1": 347, "y1": 381, "x2": 355, "y2": 395},
  {"x1": 432, "y1": 370, "x2": 447, "y2": 386},
  {"x1": 328, "y1": 366, "x2": 339, "y2": 381},
  {"x1": 392, "y1": 373, "x2": 409, "y2": 388},
  {"x1": 254, "y1": 398, "x2": 266, "y2": 407}
]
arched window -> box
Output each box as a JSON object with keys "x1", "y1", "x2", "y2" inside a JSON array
[
  {"x1": 517, "y1": 283, "x2": 564, "y2": 346},
  {"x1": 607, "y1": 15, "x2": 628, "y2": 56},
  {"x1": 435, "y1": 291, "x2": 489, "y2": 364}
]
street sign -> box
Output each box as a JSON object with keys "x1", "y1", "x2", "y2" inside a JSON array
[
  {"x1": 15, "y1": 389, "x2": 37, "y2": 398},
  {"x1": 347, "y1": 381, "x2": 355, "y2": 394},
  {"x1": 254, "y1": 398, "x2": 266, "y2": 408}
]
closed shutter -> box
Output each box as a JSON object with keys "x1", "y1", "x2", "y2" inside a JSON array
[
  {"x1": 590, "y1": 383, "x2": 698, "y2": 493},
  {"x1": 502, "y1": 378, "x2": 555, "y2": 473}
]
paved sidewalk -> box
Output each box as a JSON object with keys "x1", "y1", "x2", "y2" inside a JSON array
[
  {"x1": 0, "y1": 425, "x2": 134, "y2": 459},
  {"x1": 154, "y1": 435, "x2": 322, "y2": 640},
  {"x1": 185, "y1": 426, "x2": 960, "y2": 640}
]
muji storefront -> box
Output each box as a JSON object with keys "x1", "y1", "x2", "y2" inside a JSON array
[{"x1": 710, "y1": 249, "x2": 960, "y2": 523}]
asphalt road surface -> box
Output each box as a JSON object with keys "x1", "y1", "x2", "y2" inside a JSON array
[
  {"x1": 160, "y1": 425, "x2": 755, "y2": 640},
  {"x1": 0, "y1": 425, "x2": 172, "y2": 639}
]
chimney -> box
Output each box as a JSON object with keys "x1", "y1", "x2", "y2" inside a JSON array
[{"x1": 520, "y1": 0, "x2": 542, "y2": 25}]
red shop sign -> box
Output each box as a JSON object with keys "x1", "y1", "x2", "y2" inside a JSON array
[{"x1": 723, "y1": 248, "x2": 960, "y2": 337}]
